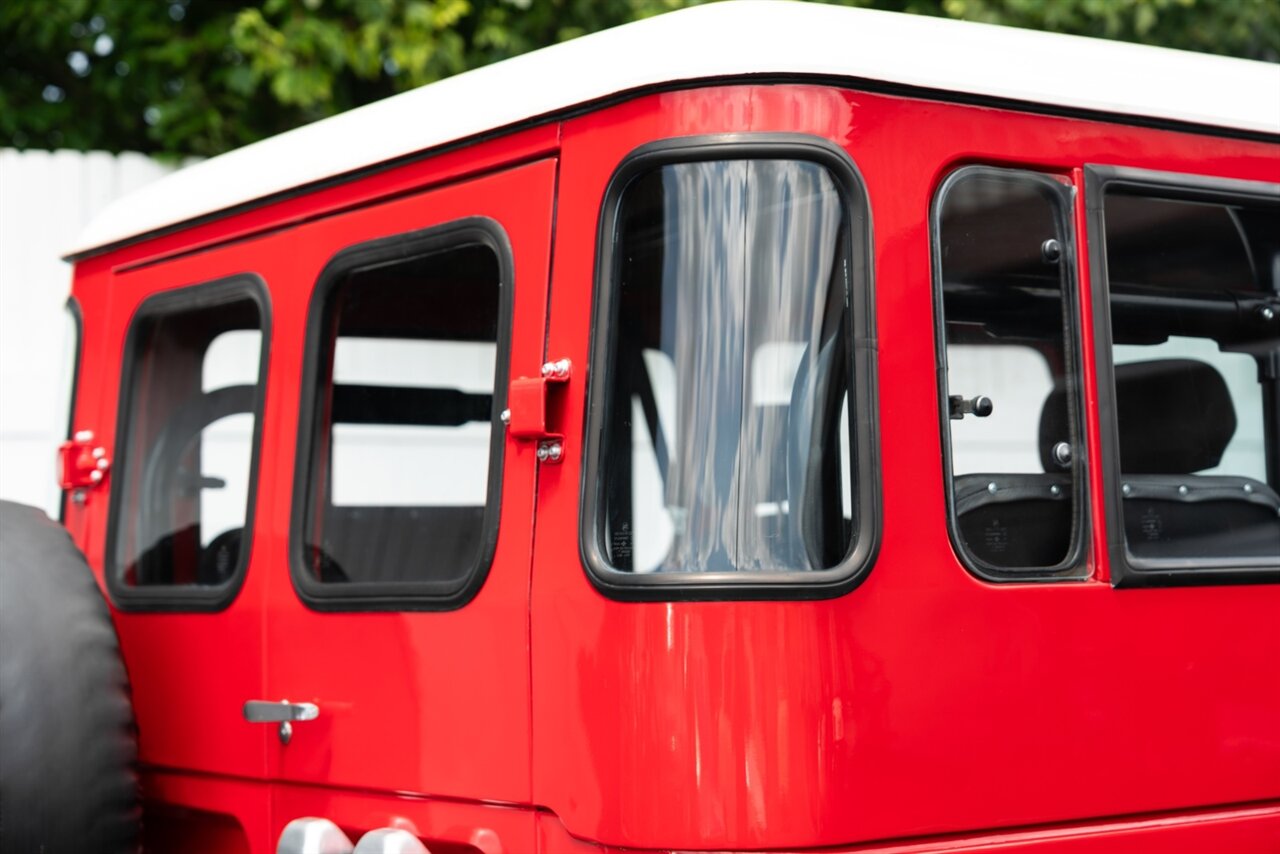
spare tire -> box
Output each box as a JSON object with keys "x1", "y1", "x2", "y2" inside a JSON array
[{"x1": 0, "y1": 500, "x2": 138, "y2": 853}]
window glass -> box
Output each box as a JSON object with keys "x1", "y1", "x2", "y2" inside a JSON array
[
  {"x1": 54, "y1": 301, "x2": 81, "y2": 521},
  {"x1": 329, "y1": 340, "x2": 495, "y2": 506},
  {"x1": 1102, "y1": 191, "x2": 1279, "y2": 562},
  {"x1": 936, "y1": 168, "x2": 1083, "y2": 576},
  {"x1": 299, "y1": 243, "x2": 501, "y2": 588},
  {"x1": 113, "y1": 290, "x2": 263, "y2": 590},
  {"x1": 597, "y1": 158, "x2": 857, "y2": 574}
]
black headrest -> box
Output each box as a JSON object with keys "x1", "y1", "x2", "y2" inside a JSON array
[{"x1": 1039, "y1": 359, "x2": 1236, "y2": 474}]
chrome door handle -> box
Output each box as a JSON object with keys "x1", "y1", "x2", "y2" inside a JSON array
[
  {"x1": 244, "y1": 700, "x2": 318, "y2": 744},
  {"x1": 244, "y1": 700, "x2": 319, "y2": 722}
]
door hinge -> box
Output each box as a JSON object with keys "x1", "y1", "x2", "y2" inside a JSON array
[
  {"x1": 57, "y1": 430, "x2": 110, "y2": 491},
  {"x1": 502, "y1": 359, "x2": 571, "y2": 463}
]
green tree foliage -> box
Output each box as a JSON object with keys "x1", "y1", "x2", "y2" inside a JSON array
[{"x1": 2, "y1": 0, "x2": 1276, "y2": 156}]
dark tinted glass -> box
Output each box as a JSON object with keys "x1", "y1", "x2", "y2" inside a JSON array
[
  {"x1": 114, "y1": 293, "x2": 263, "y2": 589},
  {"x1": 936, "y1": 168, "x2": 1083, "y2": 575},
  {"x1": 300, "y1": 244, "x2": 502, "y2": 587},
  {"x1": 1103, "y1": 191, "x2": 1280, "y2": 562},
  {"x1": 56, "y1": 301, "x2": 81, "y2": 522},
  {"x1": 598, "y1": 159, "x2": 856, "y2": 574}
]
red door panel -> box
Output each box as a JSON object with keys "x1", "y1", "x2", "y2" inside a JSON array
[
  {"x1": 85, "y1": 234, "x2": 293, "y2": 843},
  {"x1": 261, "y1": 158, "x2": 556, "y2": 848}
]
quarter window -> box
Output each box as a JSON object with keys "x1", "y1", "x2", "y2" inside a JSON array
[
  {"x1": 55, "y1": 299, "x2": 82, "y2": 522},
  {"x1": 583, "y1": 143, "x2": 877, "y2": 597},
  {"x1": 108, "y1": 278, "x2": 266, "y2": 607},
  {"x1": 1098, "y1": 182, "x2": 1280, "y2": 575},
  {"x1": 934, "y1": 167, "x2": 1086, "y2": 579},
  {"x1": 295, "y1": 223, "x2": 508, "y2": 607}
]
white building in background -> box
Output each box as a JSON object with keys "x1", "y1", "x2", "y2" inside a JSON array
[{"x1": 0, "y1": 149, "x2": 194, "y2": 517}]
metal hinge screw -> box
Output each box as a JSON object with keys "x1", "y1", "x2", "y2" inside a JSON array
[
  {"x1": 541, "y1": 359, "x2": 571, "y2": 380},
  {"x1": 536, "y1": 440, "x2": 563, "y2": 463}
]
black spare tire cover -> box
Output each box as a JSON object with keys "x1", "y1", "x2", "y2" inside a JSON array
[{"x1": 0, "y1": 500, "x2": 138, "y2": 854}]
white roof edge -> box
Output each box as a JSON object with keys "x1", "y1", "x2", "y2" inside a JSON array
[{"x1": 68, "y1": 0, "x2": 1280, "y2": 259}]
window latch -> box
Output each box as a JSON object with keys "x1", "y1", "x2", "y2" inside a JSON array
[
  {"x1": 57, "y1": 430, "x2": 110, "y2": 491},
  {"x1": 949, "y1": 394, "x2": 993, "y2": 420},
  {"x1": 502, "y1": 359, "x2": 571, "y2": 463}
]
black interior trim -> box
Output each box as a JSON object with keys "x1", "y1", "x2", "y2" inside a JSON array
[{"x1": 332, "y1": 385, "x2": 493, "y2": 428}]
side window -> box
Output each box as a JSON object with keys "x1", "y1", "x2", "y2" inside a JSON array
[
  {"x1": 582, "y1": 139, "x2": 878, "y2": 599},
  {"x1": 934, "y1": 167, "x2": 1086, "y2": 579},
  {"x1": 108, "y1": 277, "x2": 267, "y2": 609},
  {"x1": 1094, "y1": 174, "x2": 1280, "y2": 581},
  {"x1": 294, "y1": 220, "x2": 509, "y2": 609},
  {"x1": 56, "y1": 298, "x2": 82, "y2": 521}
]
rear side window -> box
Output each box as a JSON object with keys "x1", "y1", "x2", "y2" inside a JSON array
[
  {"x1": 107, "y1": 276, "x2": 267, "y2": 610},
  {"x1": 56, "y1": 298, "x2": 82, "y2": 522},
  {"x1": 293, "y1": 219, "x2": 510, "y2": 610},
  {"x1": 934, "y1": 167, "x2": 1086, "y2": 580},
  {"x1": 1091, "y1": 169, "x2": 1280, "y2": 583},
  {"x1": 581, "y1": 137, "x2": 878, "y2": 599}
]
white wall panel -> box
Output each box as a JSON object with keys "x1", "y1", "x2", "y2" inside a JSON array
[{"x1": 0, "y1": 149, "x2": 191, "y2": 516}]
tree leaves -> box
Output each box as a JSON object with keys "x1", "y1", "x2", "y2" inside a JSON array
[{"x1": 1, "y1": 0, "x2": 1275, "y2": 156}]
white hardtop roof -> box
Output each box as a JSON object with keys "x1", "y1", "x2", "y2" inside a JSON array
[{"x1": 69, "y1": 0, "x2": 1280, "y2": 259}]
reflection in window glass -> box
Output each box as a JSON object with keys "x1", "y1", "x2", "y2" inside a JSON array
[
  {"x1": 936, "y1": 168, "x2": 1082, "y2": 575},
  {"x1": 300, "y1": 243, "x2": 502, "y2": 587},
  {"x1": 598, "y1": 159, "x2": 856, "y2": 574},
  {"x1": 1113, "y1": 337, "x2": 1264, "y2": 478},
  {"x1": 200, "y1": 330, "x2": 261, "y2": 549},
  {"x1": 329, "y1": 340, "x2": 495, "y2": 507},
  {"x1": 113, "y1": 292, "x2": 263, "y2": 589},
  {"x1": 1103, "y1": 191, "x2": 1280, "y2": 562},
  {"x1": 946, "y1": 345, "x2": 1053, "y2": 475}
]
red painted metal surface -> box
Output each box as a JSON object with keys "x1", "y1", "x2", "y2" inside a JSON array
[
  {"x1": 140, "y1": 770, "x2": 268, "y2": 854},
  {"x1": 534, "y1": 802, "x2": 1280, "y2": 853},
  {"x1": 531, "y1": 85, "x2": 1280, "y2": 849},
  {"x1": 508, "y1": 366, "x2": 570, "y2": 443},
  {"x1": 1070, "y1": 165, "x2": 1111, "y2": 585},
  {"x1": 62, "y1": 81, "x2": 1279, "y2": 853}
]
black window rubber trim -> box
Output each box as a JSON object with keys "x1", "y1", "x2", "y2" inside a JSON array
[
  {"x1": 288, "y1": 216, "x2": 514, "y2": 612},
  {"x1": 58, "y1": 295, "x2": 83, "y2": 524},
  {"x1": 930, "y1": 165, "x2": 1091, "y2": 582},
  {"x1": 1085, "y1": 164, "x2": 1280, "y2": 587},
  {"x1": 578, "y1": 133, "x2": 882, "y2": 602},
  {"x1": 105, "y1": 273, "x2": 272, "y2": 613}
]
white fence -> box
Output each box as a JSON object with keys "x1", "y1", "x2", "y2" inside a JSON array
[{"x1": 0, "y1": 149, "x2": 191, "y2": 516}]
